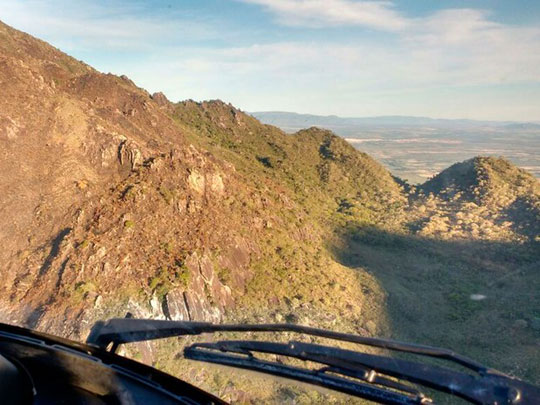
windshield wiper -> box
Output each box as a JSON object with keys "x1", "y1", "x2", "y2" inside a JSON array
[
  {"x1": 186, "y1": 340, "x2": 536, "y2": 404},
  {"x1": 186, "y1": 343, "x2": 426, "y2": 404},
  {"x1": 86, "y1": 318, "x2": 485, "y2": 370},
  {"x1": 87, "y1": 318, "x2": 540, "y2": 404}
]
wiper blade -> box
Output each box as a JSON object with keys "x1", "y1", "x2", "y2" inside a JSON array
[
  {"x1": 186, "y1": 340, "x2": 536, "y2": 404},
  {"x1": 189, "y1": 341, "x2": 434, "y2": 396},
  {"x1": 185, "y1": 344, "x2": 427, "y2": 405},
  {"x1": 188, "y1": 340, "x2": 428, "y2": 400}
]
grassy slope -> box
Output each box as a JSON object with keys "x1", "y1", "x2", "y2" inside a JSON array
[
  {"x1": 411, "y1": 157, "x2": 540, "y2": 241},
  {"x1": 331, "y1": 157, "x2": 540, "y2": 390},
  {"x1": 169, "y1": 100, "x2": 406, "y2": 315},
  {"x1": 335, "y1": 230, "x2": 539, "y2": 386},
  {"x1": 164, "y1": 103, "x2": 540, "y2": 401}
]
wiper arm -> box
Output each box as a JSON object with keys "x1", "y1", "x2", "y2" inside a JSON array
[{"x1": 86, "y1": 318, "x2": 485, "y2": 372}]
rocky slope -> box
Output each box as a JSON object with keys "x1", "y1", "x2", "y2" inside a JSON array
[{"x1": 0, "y1": 20, "x2": 395, "y2": 343}]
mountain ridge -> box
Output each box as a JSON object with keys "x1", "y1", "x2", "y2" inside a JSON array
[{"x1": 1, "y1": 19, "x2": 397, "y2": 343}]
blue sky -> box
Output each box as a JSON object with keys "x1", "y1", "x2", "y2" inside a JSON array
[{"x1": 2, "y1": 0, "x2": 540, "y2": 120}]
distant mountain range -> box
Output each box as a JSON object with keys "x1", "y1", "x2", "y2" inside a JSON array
[{"x1": 252, "y1": 111, "x2": 540, "y2": 130}]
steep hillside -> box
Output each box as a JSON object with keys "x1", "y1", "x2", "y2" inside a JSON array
[
  {"x1": 171, "y1": 100, "x2": 406, "y2": 226},
  {"x1": 0, "y1": 19, "x2": 192, "y2": 318},
  {"x1": 0, "y1": 20, "x2": 191, "y2": 328},
  {"x1": 0, "y1": 20, "x2": 394, "y2": 348}
]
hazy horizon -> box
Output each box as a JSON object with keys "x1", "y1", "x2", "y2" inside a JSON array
[{"x1": 251, "y1": 110, "x2": 540, "y2": 124}]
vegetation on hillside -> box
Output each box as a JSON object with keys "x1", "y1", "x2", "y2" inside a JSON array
[
  {"x1": 409, "y1": 157, "x2": 540, "y2": 241},
  {"x1": 164, "y1": 102, "x2": 540, "y2": 400},
  {"x1": 1, "y1": 20, "x2": 539, "y2": 403}
]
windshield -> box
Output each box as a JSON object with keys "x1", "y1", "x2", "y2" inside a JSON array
[{"x1": 0, "y1": 1, "x2": 538, "y2": 404}]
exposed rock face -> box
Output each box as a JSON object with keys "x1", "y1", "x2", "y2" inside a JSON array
[
  {"x1": 151, "y1": 92, "x2": 170, "y2": 107},
  {"x1": 0, "y1": 21, "x2": 261, "y2": 338},
  {"x1": 217, "y1": 240, "x2": 252, "y2": 291},
  {"x1": 163, "y1": 251, "x2": 236, "y2": 322},
  {"x1": 184, "y1": 291, "x2": 221, "y2": 322},
  {"x1": 188, "y1": 170, "x2": 206, "y2": 194},
  {"x1": 163, "y1": 289, "x2": 189, "y2": 321},
  {"x1": 118, "y1": 139, "x2": 143, "y2": 170}
]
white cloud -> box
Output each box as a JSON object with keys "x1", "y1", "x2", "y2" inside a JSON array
[
  {"x1": 156, "y1": 11, "x2": 540, "y2": 90},
  {"x1": 0, "y1": 0, "x2": 217, "y2": 52},
  {"x1": 230, "y1": 2, "x2": 540, "y2": 86},
  {"x1": 239, "y1": 0, "x2": 408, "y2": 30},
  {"x1": 405, "y1": 9, "x2": 540, "y2": 85},
  {"x1": 133, "y1": 11, "x2": 540, "y2": 120}
]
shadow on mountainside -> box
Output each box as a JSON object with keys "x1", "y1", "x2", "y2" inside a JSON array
[
  {"x1": 502, "y1": 197, "x2": 540, "y2": 241},
  {"x1": 330, "y1": 225, "x2": 540, "y2": 386},
  {"x1": 38, "y1": 228, "x2": 72, "y2": 277}
]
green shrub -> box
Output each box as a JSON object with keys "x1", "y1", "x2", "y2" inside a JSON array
[
  {"x1": 148, "y1": 267, "x2": 171, "y2": 299},
  {"x1": 175, "y1": 263, "x2": 191, "y2": 288},
  {"x1": 72, "y1": 281, "x2": 97, "y2": 303},
  {"x1": 77, "y1": 240, "x2": 89, "y2": 249},
  {"x1": 121, "y1": 184, "x2": 137, "y2": 200},
  {"x1": 256, "y1": 156, "x2": 274, "y2": 168},
  {"x1": 446, "y1": 291, "x2": 482, "y2": 321},
  {"x1": 216, "y1": 266, "x2": 232, "y2": 285},
  {"x1": 160, "y1": 241, "x2": 173, "y2": 253},
  {"x1": 149, "y1": 263, "x2": 191, "y2": 299},
  {"x1": 159, "y1": 186, "x2": 175, "y2": 205}
]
